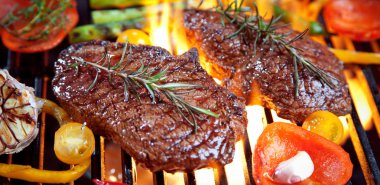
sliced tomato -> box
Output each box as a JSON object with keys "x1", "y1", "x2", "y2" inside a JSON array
[
  {"x1": 253, "y1": 122, "x2": 352, "y2": 185},
  {"x1": 1, "y1": 0, "x2": 78, "y2": 53},
  {"x1": 323, "y1": 0, "x2": 380, "y2": 41}
]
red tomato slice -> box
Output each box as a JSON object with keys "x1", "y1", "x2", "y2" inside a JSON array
[
  {"x1": 92, "y1": 179, "x2": 129, "y2": 185},
  {"x1": 1, "y1": 0, "x2": 78, "y2": 53},
  {"x1": 323, "y1": 0, "x2": 380, "y2": 41},
  {"x1": 253, "y1": 122, "x2": 353, "y2": 185}
]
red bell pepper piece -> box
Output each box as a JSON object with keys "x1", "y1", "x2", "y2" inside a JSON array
[{"x1": 253, "y1": 122, "x2": 353, "y2": 185}]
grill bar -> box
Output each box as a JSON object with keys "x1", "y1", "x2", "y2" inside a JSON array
[{"x1": 351, "y1": 105, "x2": 380, "y2": 184}]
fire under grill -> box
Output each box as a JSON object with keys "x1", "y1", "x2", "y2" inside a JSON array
[{"x1": 0, "y1": 0, "x2": 380, "y2": 185}]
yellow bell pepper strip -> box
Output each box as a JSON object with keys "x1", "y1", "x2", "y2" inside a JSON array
[
  {"x1": 37, "y1": 97, "x2": 71, "y2": 125},
  {"x1": 330, "y1": 48, "x2": 380, "y2": 65},
  {"x1": 0, "y1": 159, "x2": 90, "y2": 183}
]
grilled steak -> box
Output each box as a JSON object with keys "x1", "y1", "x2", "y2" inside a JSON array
[
  {"x1": 52, "y1": 40, "x2": 247, "y2": 172},
  {"x1": 183, "y1": 9, "x2": 351, "y2": 122}
]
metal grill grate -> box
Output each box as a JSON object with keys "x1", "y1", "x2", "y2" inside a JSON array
[{"x1": 0, "y1": 1, "x2": 379, "y2": 185}]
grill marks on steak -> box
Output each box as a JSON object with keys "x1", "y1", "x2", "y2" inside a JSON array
[
  {"x1": 52, "y1": 40, "x2": 247, "y2": 172},
  {"x1": 183, "y1": 9, "x2": 351, "y2": 122}
]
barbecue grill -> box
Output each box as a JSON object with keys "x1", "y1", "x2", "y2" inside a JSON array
[{"x1": 0, "y1": 0, "x2": 379, "y2": 184}]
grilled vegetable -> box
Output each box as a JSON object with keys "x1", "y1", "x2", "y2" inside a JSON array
[
  {"x1": 0, "y1": 70, "x2": 94, "y2": 183},
  {"x1": 0, "y1": 100, "x2": 94, "y2": 183},
  {"x1": 92, "y1": 2, "x2": 185, "y2": 24},
  {"x1": 93, "y1": 179, "x2": 129, "y2": 185},
  {"x1": 54, "y1": 122, "x2": 95, "y2": 165},
  {"x1": 117, "y1": 29, "x2": 151, "y2": 45},
  {"x1": 324, "y1": 0, "x2": 380, "y2": 41},
  {"x1": 302, "y1": 111, "x2": 344, "y2": 144},
  {"x1": 0, "y1": 0, "x2": 78, "y2": 53},
  {"x1": 69, "y1": 19, "x2": 144, "y2": 43},
  {"x1": 0, "y1": 69, "x2": 41, "y2": 155},
  {"x1": 89, "y1": 0, "x2": 181, "y2": 9},
  {"x1": 273, "y1": 5, "x2": 326, "y2": 35},
  {"x1": 330, "y1": 48, "x2": 380, "y2": 65},
  {"x1": 0, "y1": 160, "x2": 90, "y2": 183},
  {"x1": 253, "y1": 122, "x2": 353, "y2": 185}
]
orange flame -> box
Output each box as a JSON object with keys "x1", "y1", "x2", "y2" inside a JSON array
[{"x1": 147, "y1": 0, "x2": 172, "y2": 52}]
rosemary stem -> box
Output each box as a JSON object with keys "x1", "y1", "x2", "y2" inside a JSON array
[
  {"x1": 210, "y1": 0, "x2": 336, "y2": 96},
  {"x1": 70, "y1": 55, "x2": 220, "y2": 124}
]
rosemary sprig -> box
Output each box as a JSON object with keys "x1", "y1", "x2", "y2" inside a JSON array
[
  {"x1": 205, "y1": 0, "x2": 336, "y2": 97},
  {"x1": 69, "y1": 42, "x2": 219, "y2": 132},
  {"x1": 0, "y1": 0, "x2": 71, "y2": 41}
]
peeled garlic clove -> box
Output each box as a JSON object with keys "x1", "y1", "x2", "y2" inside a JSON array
[
  {"x1": 0, "y1": 69, "x2": 42, "y2": 155},
  {"x1": 272, "y1": 151, "x2": 314, "y2": 184}
]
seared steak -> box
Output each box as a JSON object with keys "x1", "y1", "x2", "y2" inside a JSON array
[
  {"x1": 183, "y1": 9, "x2": 351, "y2": 122},
  {"x1": 52, "y1": 40, "x2": 247, "y2": 172}
]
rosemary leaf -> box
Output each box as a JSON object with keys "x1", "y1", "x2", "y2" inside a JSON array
[
  {"x1": 292, "y1": 56, "x2": 299, "y2": 97},
  {"x1": 149, "y1": 68, "x2": 167, "y2": 82},
  {"x1": 158, "y1": 83, "x2": 202, "y2": 90},
  {"x1": 122, "y1": 78, "x2": 129, "y2": 102},
  {"x1": 188, "y1": 105, "x2": 220, "y2": 118},
  {"x1": 86, "y1": 69, "x2": 99, "y2": 92},
  {"x1": 112, "y1": 40, "x2": 128, "y2": 70},
  {"x1": 287, "y1": 28, "x2": 309, "y2": 45},
  {"x1": 144, "y1": 83, "x2": 156, "y2": 103}
]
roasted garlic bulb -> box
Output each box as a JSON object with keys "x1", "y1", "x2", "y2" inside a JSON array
[{"x1": 0, "y1": 69, "x2": 40, "y2": 155}]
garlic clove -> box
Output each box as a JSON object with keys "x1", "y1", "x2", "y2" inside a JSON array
[{"x1": 272, "y1": 151, "x2": 314, "y2": 184}]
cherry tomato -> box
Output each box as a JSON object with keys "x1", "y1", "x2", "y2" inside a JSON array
[
  {"x1": 54, "y1": 122, "x2": 95, "y2": 165},
  {"x1": 323, "y1": 0, "x2": 380, "y2": 41},
  {"x1": 117, "y1": 29, "x2": 151, "y2": 45},
  {"x1": 302, "y1": 111, "x2": 344, "y2": 144}
]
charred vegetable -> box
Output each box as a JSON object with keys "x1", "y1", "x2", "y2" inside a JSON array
[
  {"x1": 253, "y1": 122, "x2": 353, "y2": 185},
  {"x1": 0, "y1": 0, "x2": 78, "y2": 53},
  {"x1": 324, "y1": 0, "x2": 380, "y2": 41},
  {"x1": 89, "y1": 0, "x2": 181, "y2": 9},
  {"x1": 330, "y1": 48, "x2": 380, "y2": 65},
  {"x1": 69, "y1": 19, "x2": 144, "y2": 43},
  {"x1": 92, "y1": 2, "x2": 185, "y2": 24},
  {"x1": 0, "y1": 69, "x2": 40, "y2": 155},
  {"x1": 0, "y1": 70, "x2": 95, "y2": 183}
]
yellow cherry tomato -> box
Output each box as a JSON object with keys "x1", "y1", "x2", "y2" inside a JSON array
[
  {"x1": 117, "y1": 29, "x2": 151, "y2": 45},
  {"x1": 302, "y1": 111, "x2": 344, "y2": 144},
  {"x1": 54, "y1": 122, "x2": 95, "y2": 165}
]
